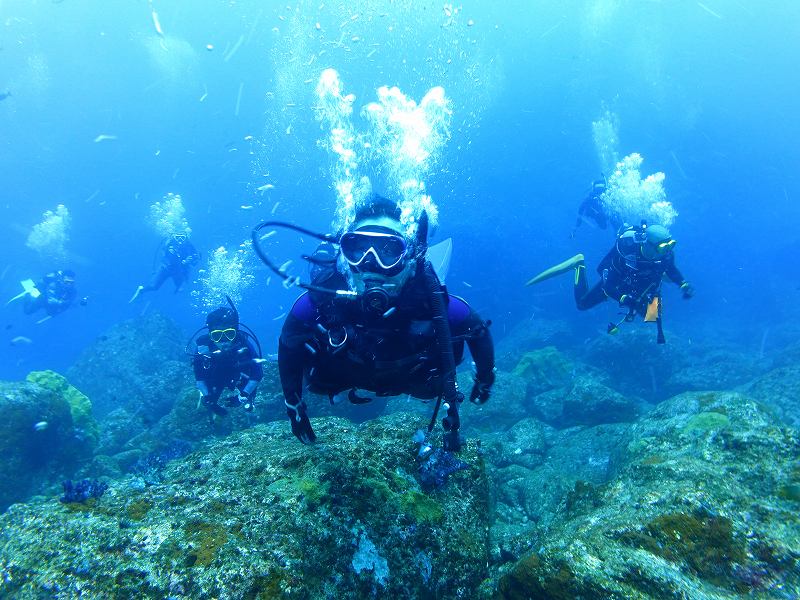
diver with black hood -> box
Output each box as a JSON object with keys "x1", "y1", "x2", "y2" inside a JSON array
[
  {"x1": 190, "y1": 297, "x2": 264, "y2": 416},
  {"x1": 255, "y1": 194, "x2": 495, "y2": 450}
]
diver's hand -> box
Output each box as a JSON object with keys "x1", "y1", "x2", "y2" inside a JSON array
[
  {"x1": 469, "y1": 370, "x2": 495, "y2": 404},
  {"x1": 680, "y1": 281, "x2": 695, "y2": 299},
  {"x1": 470, "y1": 381, "x2": 491, "y2": 404},
  {"x1": 239, "y1": 393, "x2": 254, "y2": 412},
  {"x1": 287, "y1": 402, "x2": 316, "y2": 444}
]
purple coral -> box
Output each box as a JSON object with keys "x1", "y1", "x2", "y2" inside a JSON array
[{"x1": 59, "y1": 479, "x2": 108, "y2": 504}]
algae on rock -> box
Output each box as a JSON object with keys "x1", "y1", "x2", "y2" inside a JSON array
[{"x1": 0, "y1": 412, "x2": 491, "y2": 598}]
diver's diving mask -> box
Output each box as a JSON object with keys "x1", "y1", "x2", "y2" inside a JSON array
[
  {"x1": 655, "y1": 239, "x2": 677, "y2": 254},
  {"x1": 173, "y1": 233, "x2": 187, "y2": 243},
  {"x1": 209, "y1": 328, "x2": 237, "y2": 343},
  {"x1": 340, "y1": 230, "x2": 409, "y2": 272}
]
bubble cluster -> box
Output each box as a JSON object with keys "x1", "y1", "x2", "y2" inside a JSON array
[
  {"x1": 26, "y1": 204, "x2": 71, "y2": 260},
  {"x1": 592, "y1": 110, "x2": 620, "y2": 175},
  {"x1": 315, "y1": 68, "x2": 451, "y2": 236},
  {"x1": 314, "y1": 68, "x2": 371, "y2": 229},
  {"x1": 601, "y1": 153, "x2": 677, "y2": 227},
  {"x1": 149, "y1": 193, "x2": 191, "y2": 238},
  {"x1": 192, "y1": 242, "x2": 255, "y2": 313},
  {"x1": 362, "y1": 84, "x2": 451, "y2": 235}
]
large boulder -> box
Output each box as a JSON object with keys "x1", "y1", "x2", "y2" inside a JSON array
[
  {"x1": 579, "y1": 328, "x2": 768, "y2": 401},
  {"x1": 494, "y1": 318, "x2": 575, "y2": 371},
  {"x1": 494, "y1": 391, "x2": 800, "y2": 598},
  {"x1": 67, "y1": 312, "x2": 192, "y2": 420},
  {"x1": 0, "y1": 372, "x2": 98, "y2": 511},
  {"x1": 459, "y1": 369, "x2": 529, "y2": 433},
  {"x1": 511, "y1": 346, "x2": 574, "y2": 397},
  {"x1": 488, "y1": 422, "x2": 630, "y2": 557},
  {"x1": 739, "y1": 364, "x2": 800, "y2": 428},
  {"x1": 0, "y1": 412, "x2": 491, "y2": 598},
  {"x1": 530, "y1": 375, "x2": 641, "y2": 428}
]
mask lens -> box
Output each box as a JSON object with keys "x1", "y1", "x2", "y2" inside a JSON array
[
  {"x1": 657, "y1": 240, "x2": 676, "y2": 253},
  {"x1": 174, "y1": 234, "x2": 186, "y2": 243},
  {"x1": 374, "y1": 235, "x2": 406, "y2": 264},
  {"x1": 341, "y1": 231, "x2": 407, "y2": 269},
  {"x1": 340, "y1": 232, "x2": 373, "y2": 263},
  {"x1": 210, "y1": 328, "x2": 236, "y2": 343}
]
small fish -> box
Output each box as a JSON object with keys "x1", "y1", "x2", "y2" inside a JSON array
[
  {"x1": 240, "y1": 205, "x2": 254, "y2": 210},
  {"x1": 10, "y1": 335, "x2": 32, "y2": 346},
  {"x1": 272, "y1": 312, "x2": 287, "y2": 321},
  {"x1": 149, "y1": 1, "x2": 165, "y2": 38},
  {"x1": 278, "y1": 260, "x2": 292, "y2": 273},
  {"x1": 697, "y1": 2, "x2": 723, "y2": 19},
  {"x1": 271, "y1": 201, "x2": 280, "y2": 215},
  {"x1": 256, "y1": 183, "x2": 275, "y2": 192},
  {"x1": 33, "y1": 421, "x2": 48, "y2": 431},
  {"x1": 93, "y1": 134, "x2": 117, "y2": 143},
  {"x1": 223, "y1": 34, "x2": 245, "y2": 62},
  {"x1": 0, "y1": 91, "x2": 11, "y2": 101}
]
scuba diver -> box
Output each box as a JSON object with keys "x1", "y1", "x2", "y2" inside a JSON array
[
  {"x1": 254, "y1": 194, "x2": 495, "y2": 451},
  {"x1": 190, "y1": 298, "x2": 263, "y2": 417},
  {"x1": 129, "y1": 232, "x2": 200, "y2": 302},
  {"x1": 527, "y1": 222, "x2": 694, "y2": 343},
  {"x1": 571, "y1": 177, "x2": 621, "y2": 237},
  {"x1": 15, "y1": 270, "x2": 81, "y2": 320}
]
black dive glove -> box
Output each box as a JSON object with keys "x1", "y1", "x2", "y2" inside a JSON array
[
  {"x1": 287, "y1": 401, "x2": 316, "y2": 444},
  {"x1": 680, "y1": 281, "x2": 695, "y2": 299},
  {"x1": 469, "y1": 370, "x2": 495, "y2": 404}
]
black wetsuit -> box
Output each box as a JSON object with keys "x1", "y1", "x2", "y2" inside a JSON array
[
  {"x1": 24, "y1": 272, "x2": 77, "y2": 317},
  {"x1": 193, "y1": 333, "x2": 263, "y2": 413},
  {"x1": 145, "y1": 238, "x2": 200, "y2": 293},
  {"x1": 575, "y1": 232, "x2": 686, "y2": 315},
  {"x1": 278, "y1": 275, "x2": 495, "y2": 411}
]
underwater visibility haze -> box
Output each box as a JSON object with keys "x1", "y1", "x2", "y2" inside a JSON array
[{"x1": 0, "y1": 1, "x2": 799, "y2": 598}]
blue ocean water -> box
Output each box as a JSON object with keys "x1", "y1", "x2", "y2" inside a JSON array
[{"x1": 0, "y1": 0, "x2": 798, "y2": 381}]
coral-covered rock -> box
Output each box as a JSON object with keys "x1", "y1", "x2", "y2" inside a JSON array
[
  {"x1": 531, "y1": 374, "x2": 641, "y2": 428},
  {"x1": 26, "y1": 370, "x2": 99, "y2": 449},
  {"x1": 494, "y1": 318, "x2": 575, "y2": 371},
  {"x1": 494, "y1": 391, "x2": 800, "y2": 598},
  {"x1": 0, "y1": 412, "x2": 491, "y2": 598},
  {"x1": 512, "y1": 346, "x2": 574, "y2": 396},
  {"x1": 0, "y1": 373, "x2": 97, "y2": 511},
  {"x1": 739, "y1": 364, "x2": 800, "y2": 428},
  {"x1": 459, "y1": 370, "x2": 528, "y2": 433}
]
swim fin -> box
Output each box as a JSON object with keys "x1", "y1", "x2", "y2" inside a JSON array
[
  {"x1": 129, "y1": 285, "x2": 144, "y2": 303},
  {"x1": 6, "y1": 279, "x2": 40, "y2": 305},
  {"x1": 525, "y1": 254, "x2": 584, "y2": 286}
]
